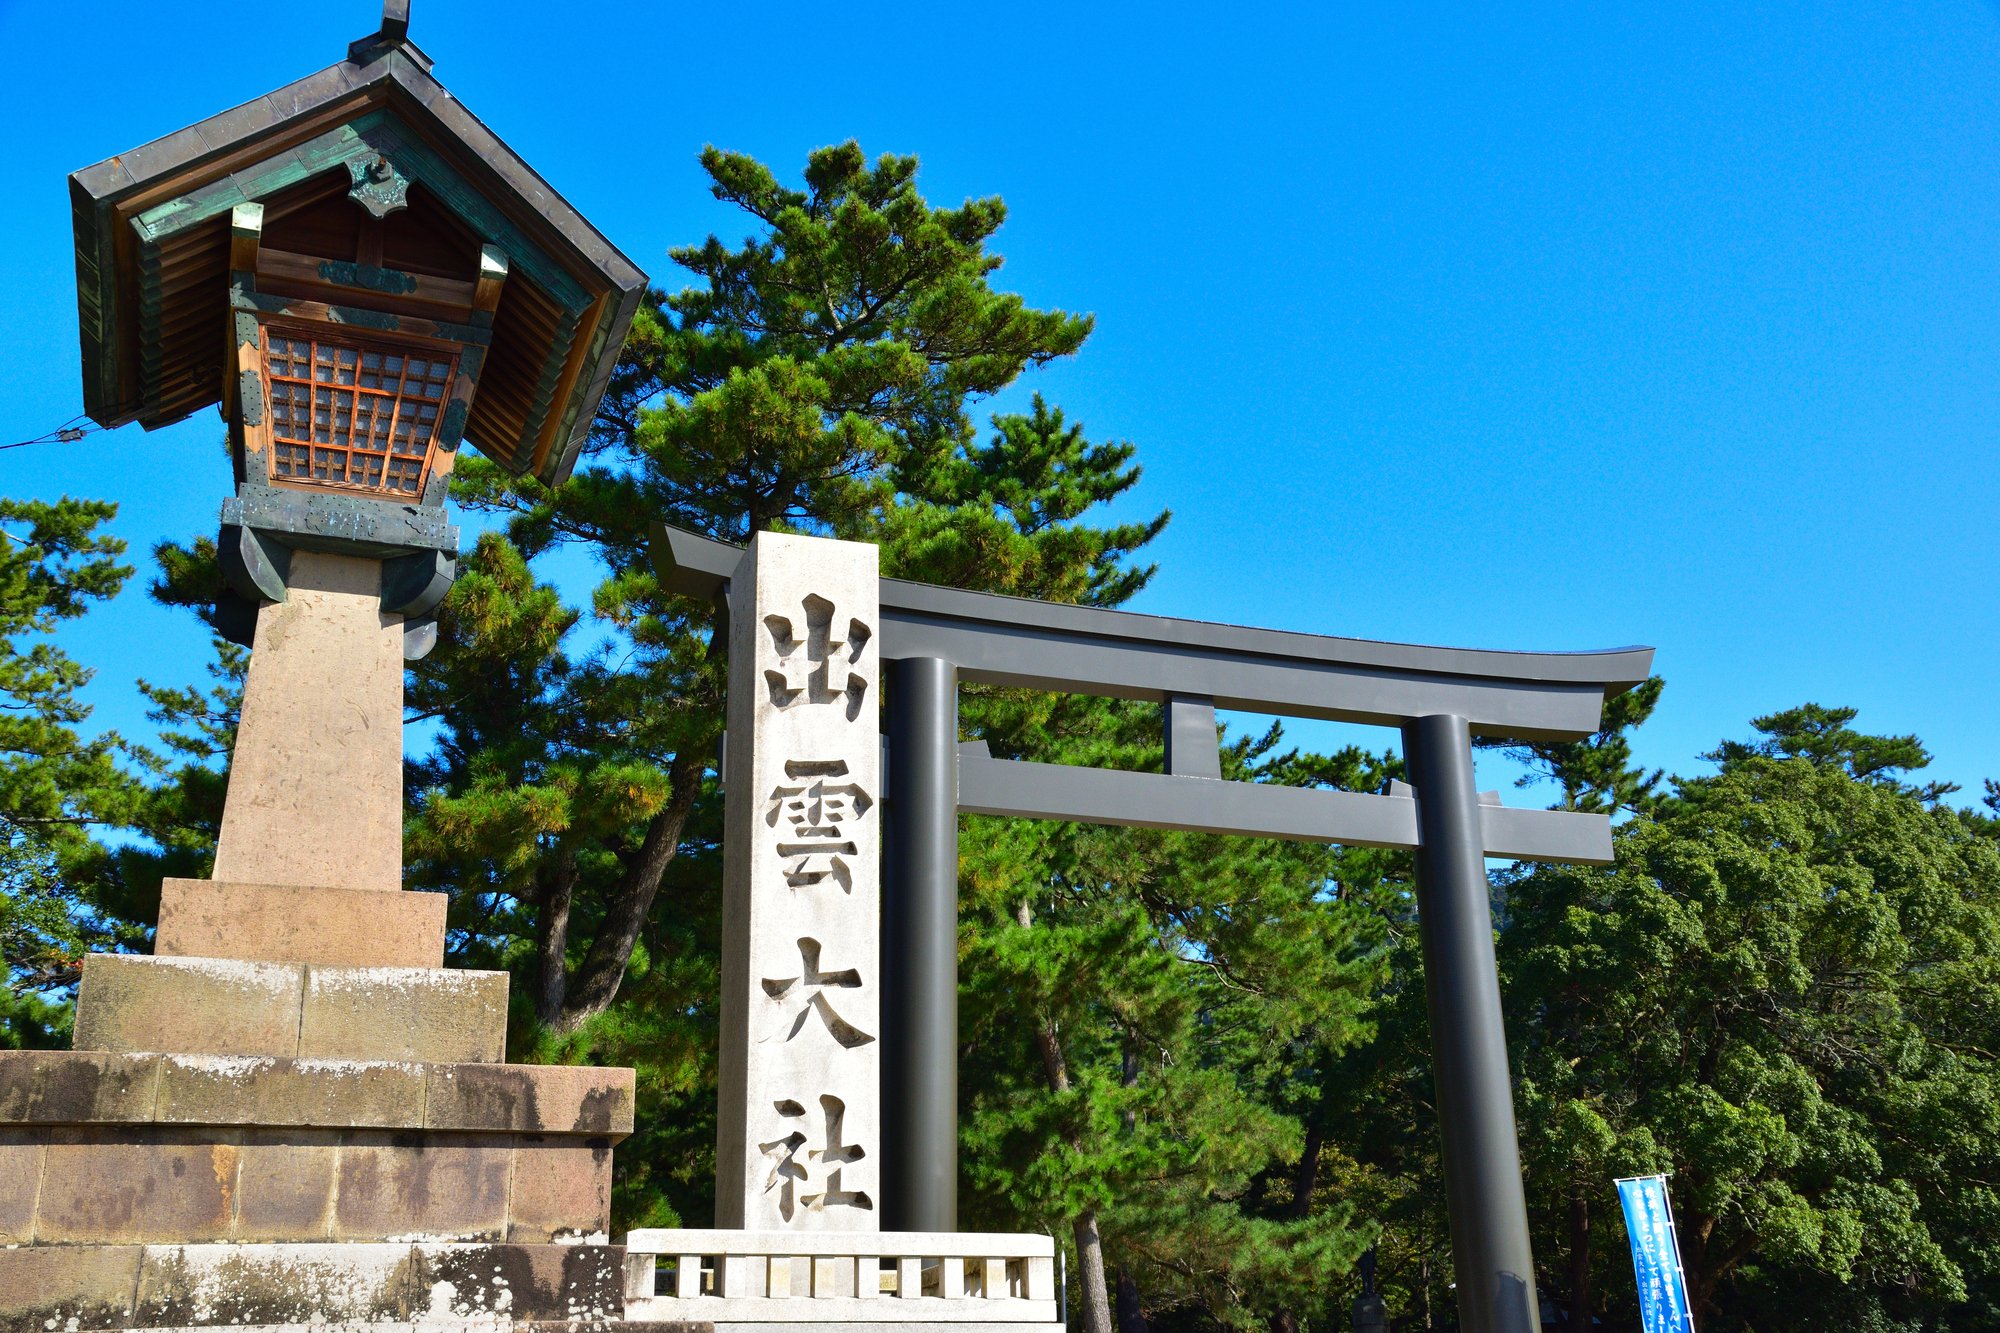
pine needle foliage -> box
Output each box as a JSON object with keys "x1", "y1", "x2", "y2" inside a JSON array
[
  {"x1": 413, "y1": 142, "x2": 1384, "y2": 1325},
  {"x1": 0, "y1": 497, "x2": 132, "y2": 1041}
]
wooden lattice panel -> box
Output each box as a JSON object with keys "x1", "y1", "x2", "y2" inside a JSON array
[{"x1": 263, "y1": 328, "x2": 456, "y2": 497}]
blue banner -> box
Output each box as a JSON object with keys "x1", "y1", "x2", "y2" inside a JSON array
[{"x1": 1617, "y1": 1175, "x2": 1696, "y2": 1333}]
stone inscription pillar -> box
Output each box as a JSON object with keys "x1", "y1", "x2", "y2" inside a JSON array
[
  {"x1": 716, "y1": 531, "x2": 882, "y2": 1231},
  {"x1": 212, "y1": 549, "x2": 405, "y2": 893}
]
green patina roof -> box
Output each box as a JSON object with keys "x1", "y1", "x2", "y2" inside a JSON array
[{"x1": 70, "y1": 12, "x2": 646, "y2": 487}]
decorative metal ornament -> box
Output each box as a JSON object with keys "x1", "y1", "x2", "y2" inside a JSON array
[
  {"x1": 380, "y1": 0, "x2": 412, "y2": 43},
  {"x1": 347, "y1": 153, "x2": 411, "y2": 218}
]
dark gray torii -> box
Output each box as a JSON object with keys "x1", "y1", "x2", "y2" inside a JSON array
[{"x1": 656, "y1": 521, "x2": 1654, "y2": 1333}]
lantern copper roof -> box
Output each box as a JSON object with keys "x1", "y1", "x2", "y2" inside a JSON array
[{"x1": 68, "y1": 6, "x2": 646, "y2": 487}]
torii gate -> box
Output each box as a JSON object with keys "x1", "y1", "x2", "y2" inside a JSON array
[{"x1": 657, "y1": 522, "x2": 1654, "y2": 1333}]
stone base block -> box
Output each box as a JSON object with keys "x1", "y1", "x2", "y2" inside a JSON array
[
  {"x1": 0, "y1": 1242, "x2": 627, "y2": 1332},
  {"x1": 0, "y1": 1244, "x2": 140, "y2": 1333},
  {"x1": 0, "y1": 1049, "x2": 162, "y2": 1124},
  {"x1": 115, "y1": 1326, "x2": 708, "y2": 1333},
  {"x1": 73, "y1": 954, "x2": 507, "y2": 1062},
  {"x1": 155, "y1": 878, "x2": 447, "y2": 968},
  {"x1": 0, "y1": 1049, "x2": 633, "y2": 1248},
  {"x1": 0, "y1": 1123, "x2": 615, "y2": 1246},
  {"x1": 74, "y1": 955, "x2": 304, "y2": 1057},
  {"x1": 0, "y1": 1050, "x2": 633, "y2": 1135},
  {"x1": 300, "y1": 965, "x2": 507, "y2": 1063}
]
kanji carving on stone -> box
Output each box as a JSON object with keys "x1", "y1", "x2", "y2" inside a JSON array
[
  {"x1": 761, "y1": 937, "x2": 874, "y2": 1048},
  {"x1": 763, "y1": 593, "x2": 871, "y2": 718},
  {"x1": 718, "y1": 532, "x2": 881, "y2": 1231},
  {"x1": 758, "y1": 1094, "x2": 873, "y2": 1223},
  {"x1": 765, "y1": 759, "x2": 873, "y2": 891}
]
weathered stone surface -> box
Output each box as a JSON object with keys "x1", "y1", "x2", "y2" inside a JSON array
[
  {"x1": 426, "y1": 1061, "x2": 634, "y2": 1134},
  {"x1": 507, "y1": 1137, "x2": 614, "y2": 1242},
  {"x1": 413, "y1": 1241, "x2": 626, "y2": 1320},
  {"x1": 0, "y1": 1049, "x2": 161, "y2": 1123},
  {"x1": 0, "y1": 1125, "x2": 644, "y2": 1247},
  {"x1": 232, "y1": 1140, "x2": 338, "y2": 1242},
  {"x1": 133, "y1": 1241, "x2": 416, "y2": 1326},
  {"x1": 156, "y1": 1054, "x2": 426, "y2": 1129},
  {"x1": 0, "y1": 1244, "x2": 141, "y2": 1333},
  {"x1": 73, "y1": 955, "x2": 305, "y2": 1058},
  {"x1": 519, "y1": 1325, "x2": 710, "y2": 1333},
  {"x1": 333, "y1": 1136, "x2": 511, "y2": 1241},
  {"x1": 46, "y1": 1326, "x2": 709, "y2": 1333},
  {"x1": 35, "y1": 1131, "x2": 241, "y2": 1244},
  {"x1": 121, "y1": 1242, "x2": 627, "y2": 1326},
  {"x1": 212, "y1": 550, "x2": 405, "y2": 895},
  {"x1": 298, "y1": 966, "x2": 507, "y2": 1063},
  {"x1": 155, "y1": 877, "x2": 446, "y2": 968},
  {"x1": 0, "y1": 1130, "x2": 45, "y2": 1244},
  {"x1": 717, "y1": 531, "x2": 882, "y2": 1231}
]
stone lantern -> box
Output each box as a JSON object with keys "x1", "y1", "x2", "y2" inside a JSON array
[{"x1": 0, "y1": 6, "x2": 670, "y2": 1327}]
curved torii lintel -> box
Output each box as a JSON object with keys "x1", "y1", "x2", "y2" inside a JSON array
[{"x1": 653, "y1": 521, "x2": 1656, "y2": 742}]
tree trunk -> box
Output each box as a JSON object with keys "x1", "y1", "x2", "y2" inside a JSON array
[
  {"x1": 557, "y1": 747, "x2": 705, "y2": 1028},
  {"x1": 1682, "y1": 1215, "x2": 1753, "y2": 1323},
  {"x1": 1115, "y1": 1048, "x2": 1148, "y2": 1333},
  {"x1": 1288, "y1": 1120, "x2": 1324, "y2": 1217},
  {"x1": 1269, "y1": 1099, "x2": 1326, "y2": 1333},
  {"x1": 1019, "y1": 898, "x2": 1113, "y2": 1333},
  {"x1": 1566, "y1": 1188, "x2": 1591, "y2": 1327},
  {"x1": 1073, "y1": 1209, "x2": 1115, "y2": 1333},
  {"x1": 1116, "y1": 1269, "x2": 1148, "y2": 1333},
  {"x1": 1683, "y1": 1212, "x2": 1713, "y2": 1320},
  {"x1": 532, "y1": 851, "x2": 577, "y2": 1028}
]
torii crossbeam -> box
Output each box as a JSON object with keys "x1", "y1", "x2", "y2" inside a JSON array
[{"x1": 657, "y1": 521, "x2": 1655, "y2": 1333}]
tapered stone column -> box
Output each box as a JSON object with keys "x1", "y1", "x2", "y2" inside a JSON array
[{"x1": 213, "y1": 549, "x2": 405, "y2": 893}]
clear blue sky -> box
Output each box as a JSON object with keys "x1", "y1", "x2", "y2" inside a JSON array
[{"x1": 2, "y1": 0, "x2": 1996, "y2": 804}]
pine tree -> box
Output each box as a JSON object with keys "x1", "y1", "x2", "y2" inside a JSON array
[
  {"x1": 409, "y1": 144, "x2": 1391, "y2": 1323},
  {"x1": 1701, "y1": 700, "x2": 1958, "y2": 803},
  {"x1": 0, "y1": 497, "x2": 133, "y2": 1045},
  {"x1": 106, "y1": 144, "x2": 1393, "y2": 1321},
  {"x1": 402, "y1": 145, "x2": 1174, "y2": 1238},
  {"x1": 422, "y1": 142, "x2": 1130, "y2": 1045},
  {"x1": 956, "y1": 696, "x2": 1390, "y2": 1332}
]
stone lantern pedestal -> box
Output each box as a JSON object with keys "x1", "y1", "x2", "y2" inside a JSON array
[
  {"x1": 8, "y1": 3, "x2": 678, "y2": 1323},
  {"x1": 0, "y1": 555, "x2": 653, "y2": 1330}
]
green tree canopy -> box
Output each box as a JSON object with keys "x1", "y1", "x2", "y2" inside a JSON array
[
  {"x1": 1494, "y1": 708, "x2": 2000, "y2": 1328},
  {"x1": 0, "y1": 497, "x2": 132, "y2": 1043},
  {"x1": 396, "y1": 144, "x2": 1384, "y2": 1333}
]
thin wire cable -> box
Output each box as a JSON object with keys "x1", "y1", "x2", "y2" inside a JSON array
[{"x1": 0, "y1": 415, "x2": 99, "y2": 453}]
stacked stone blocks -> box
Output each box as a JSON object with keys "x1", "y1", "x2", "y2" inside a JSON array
[{"x1": 0, "y1": 865, "x2": 637, "y2": 1329}]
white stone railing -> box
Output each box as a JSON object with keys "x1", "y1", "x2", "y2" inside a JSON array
[{"x1": 622, "y1": 1229, "x2": 1063, "y2": 1327}]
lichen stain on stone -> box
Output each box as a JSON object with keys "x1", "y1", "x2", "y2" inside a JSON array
[
  {"x1": 172, "y1": 1053, "x2": 278, "y2": 1080},
  {"x1": 136, "y1": 1242, "x2": 422, "y2": 1324},
  {"x1": 448, "y1": 1068, "x2": 531, "y2": 1131},
  {"x1": 577, "y1": 1084, "x2": 623, "y2": 1134},
  {"x1": 210, "y1": 1143, "x2": 239, "y2": 1217},
  {"x1": 35, "y1": 1052, "x2": 142, "y2": 1122}
]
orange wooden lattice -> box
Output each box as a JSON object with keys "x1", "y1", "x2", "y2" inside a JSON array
[{"x1": 263, "y1": 328, "x2": 456, "y2": 497}]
